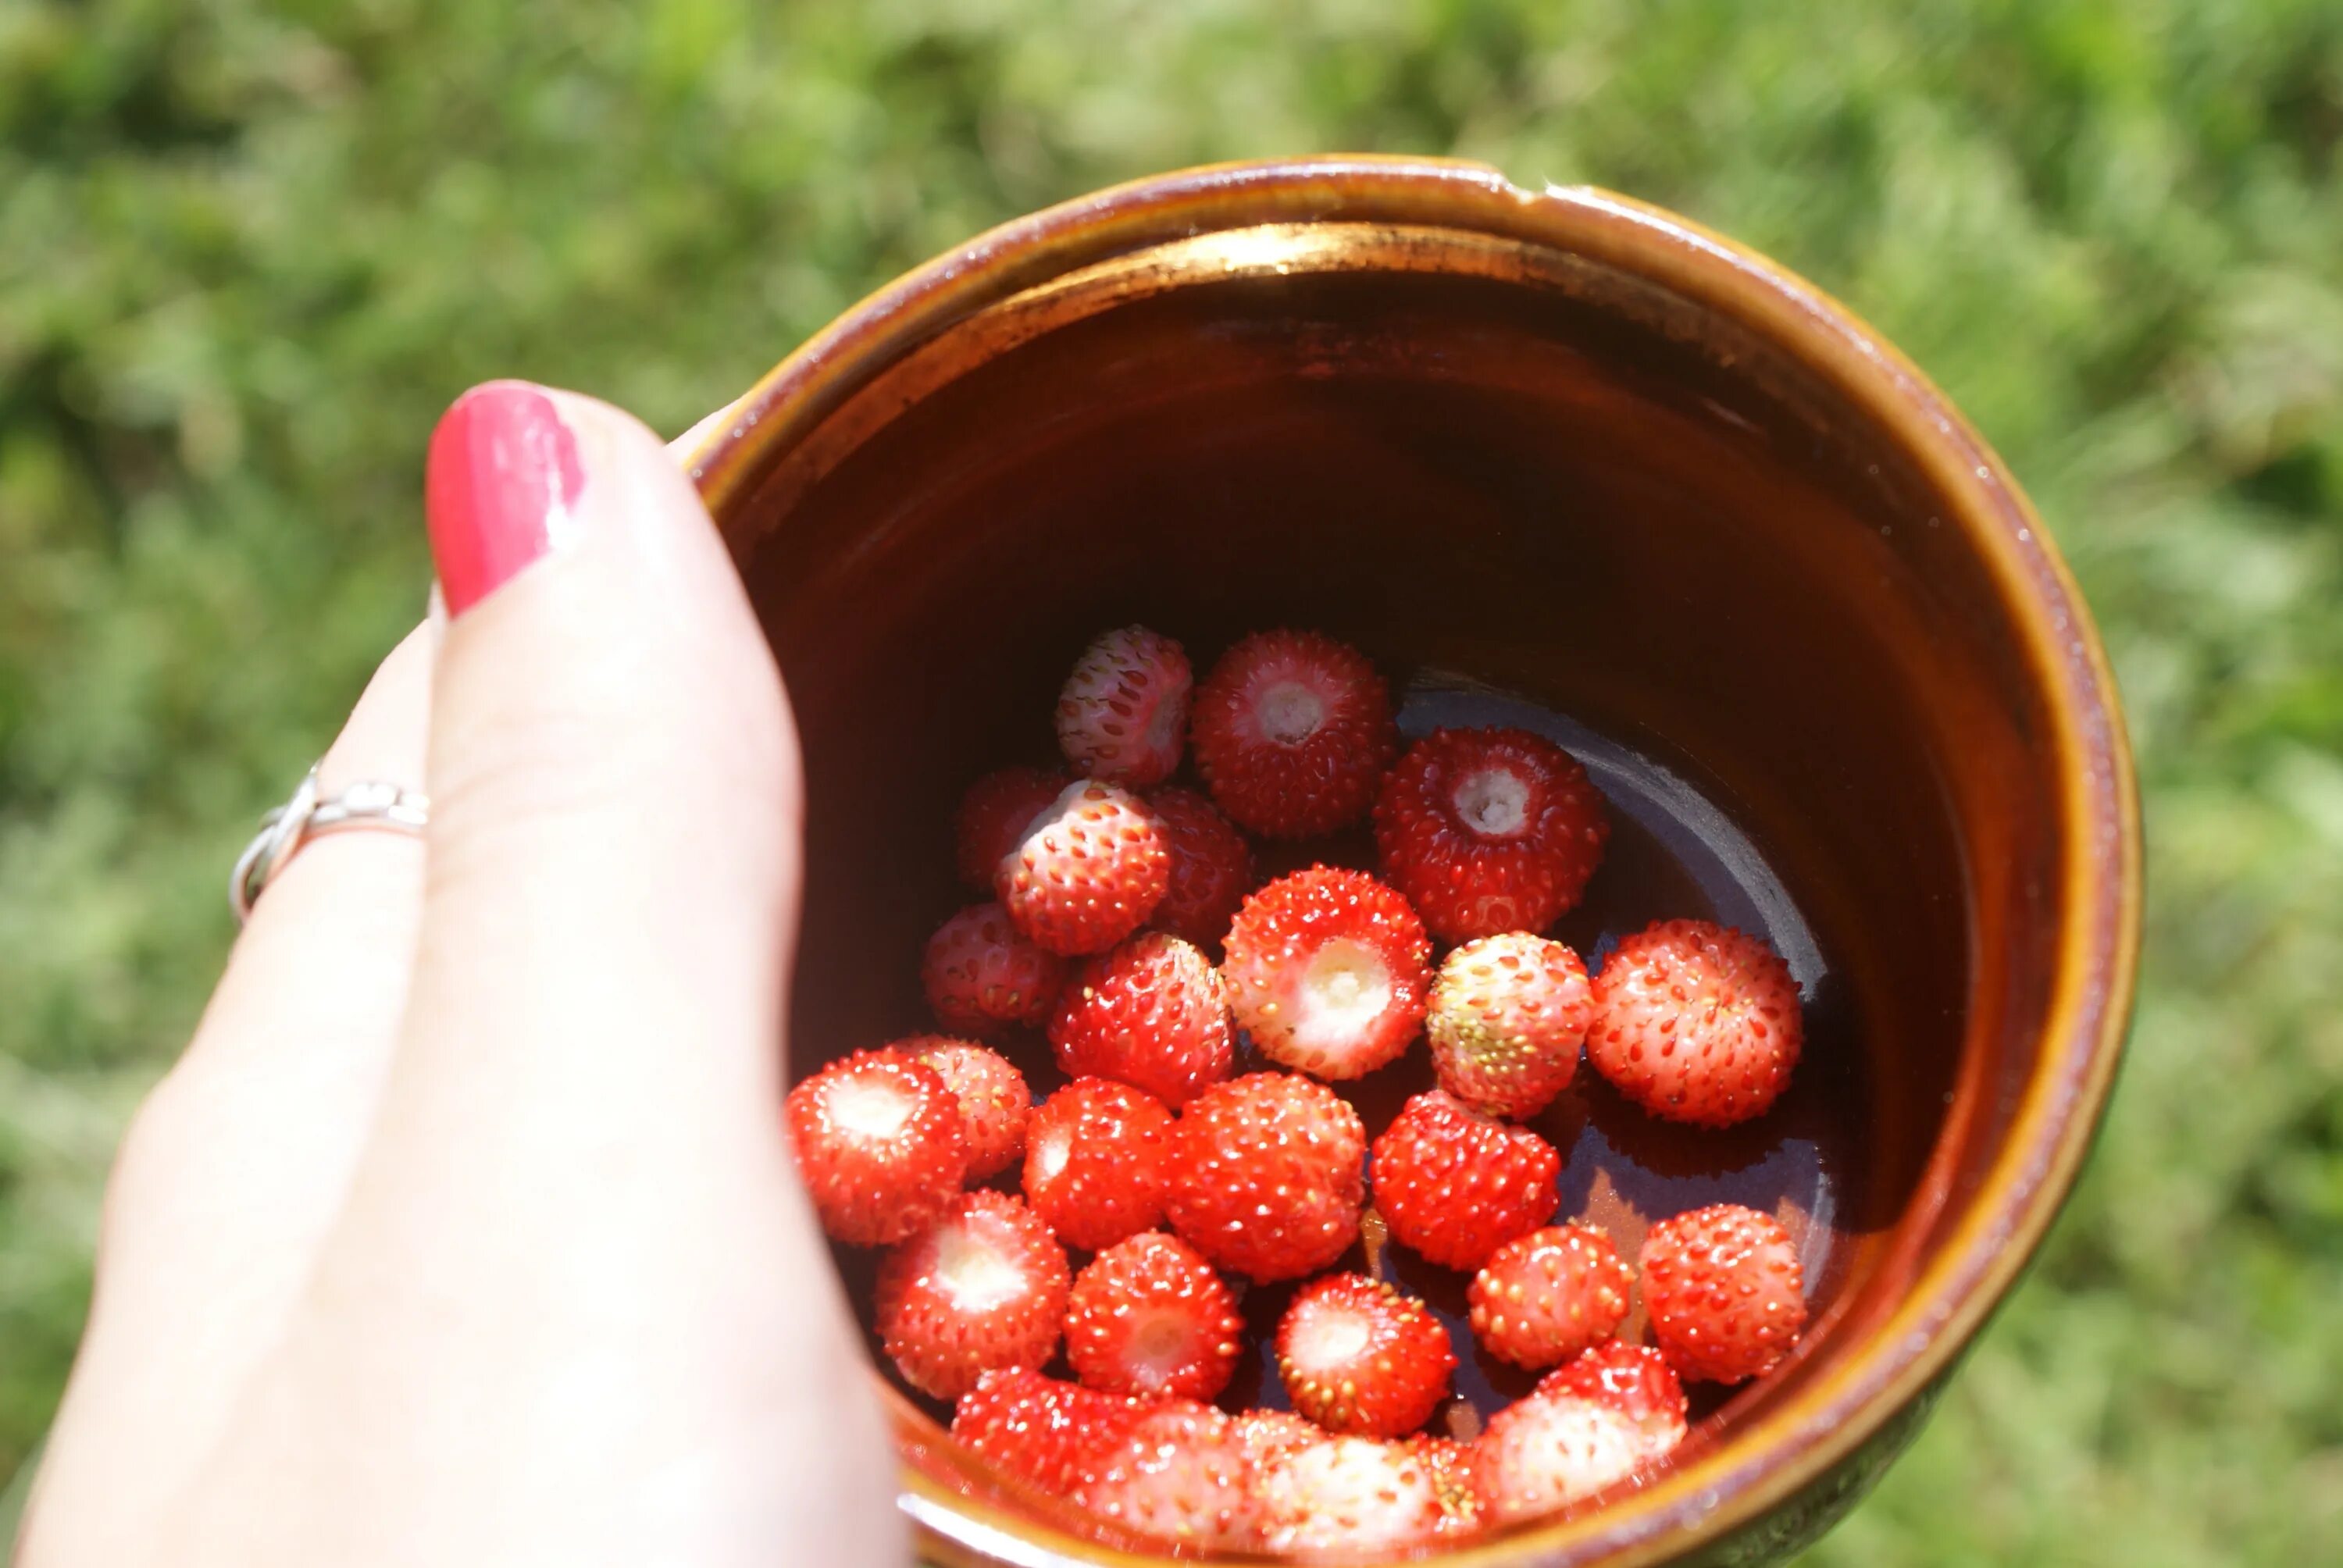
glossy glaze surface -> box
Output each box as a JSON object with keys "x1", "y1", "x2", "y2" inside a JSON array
[{"x1": 689, "y1": 159, "x2": 2139, "y2": 1567}]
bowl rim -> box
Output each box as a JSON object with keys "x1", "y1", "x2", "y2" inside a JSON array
[{"x1": 687, "y1": 155, "x2": 2142, "y2": 1566}]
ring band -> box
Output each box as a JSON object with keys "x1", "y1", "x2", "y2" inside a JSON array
[{"x1": 231, "y1": 764, "x2": 430, "y2": 925}]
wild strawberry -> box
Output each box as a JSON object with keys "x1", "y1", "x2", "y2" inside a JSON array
[
  {"x1": 784, "y1": 1049, "x2": 968, "y2": 1247},
  {"x1": 1371, "y1": 1090, "x2": 1560, "y2": 1270},
  {"x1": 1190, "y1": 629, "x2": 1396, "y2": 839},
  {"x1": 1469, "y1": 1389, "x2": 1647, "y2": 1524},
  {"x1": 1143, "y1": 786, "x2": 1253, "y2": 950},
  {"x1": 995, "y1": 779, "x2": 1171, "y2": 956},
  {"x1": 1416, "y1": 1435, "x2": 1483, "y2": 1537},
  {"x1": 1064, "y1": 1231, "x2": 1245, "y2": 1402},
  {"x1": 954, "y1": 767, "x2": 1066, "y2": 892},
  {"x1": 874, "y1": 1191, "x2": 1071, "y2": 1400},
  {"x1": 1538, "y1": 1341, "x2": 1689, "y2": 1456},
  {"x1": 1427, "y1": 932, "x2": 1594, "y2": 1119},
  {"x1": 1232, "y1": 1409, "x2": 1325, "y2": 1470},
  {"x1": 1057, "y1": 625, "x2": 1193, "y2": 787},
  {"x1": 1048, "y1": 932, "x2": 1232, "y2": 1107},
  {"x1": 1274, "y1": 1273, "x2": 1455, "y2": 1438},
  {"x1": 1587, "y1": 920, "x2": 1804, "y2": 1128},
  {"x1": 1257, "y1": 1435, "x2": 1449, "y2": 1555},
  {"x1": 1164, "y1": 1072, "x2": 1366, "y2": 1282},
  {"x1": 922, "y1": 903, "x2": 1066, "y2": 1037},
  {"x1": 1022, "y1": 1078, "x2": 1174, "y2": 1251},
  {"x1": 902, "y1": 1035, "x2": 1032, "y2": 1181},
  {"x1": 1467, "y1": 1223, "x2": 1632, "y2": 1370},
  {"x1": 1374, "y1": 726, "x2": 1610, "y2": 944},
  {"x1": 1075, "y1": 1399, "x2": 1263, "y2": 1551},
  {"x1": 952, "y1": 1368, "x2": 1134, "y2": 1495},
  {"x1": 1639, "y1": 1203, "x2": 1807, "y2": 1384},
  {"x1": 1221, "y1": 867, "x2": 1432, "y2": 1081}
]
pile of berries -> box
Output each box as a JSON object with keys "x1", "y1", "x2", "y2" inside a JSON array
[{"x1": 785, "y1": 625, "x2": 1812, "y2": 1556}]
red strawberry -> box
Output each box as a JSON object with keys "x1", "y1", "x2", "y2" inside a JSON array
[
  {"x1": 995, "y1": 779, "x2": 1171, "y2": 956},
  {"x1": 1587, "y1": 920, "x2": 1804, "y2": 1128},
  {"x1": 1190, "y1": 629, "x2": 1396, "y2": 839},
  {"x1": 1374, "y1": 726, "x2": 1610, "y2": 944},
  {"x1": 1469, "y1": 1389, "x2": 1646, "y2": 1524},
  {"x1": 922, "y1": 902, "x2": 1066, "y2": 1037},
  {"x1": 1143, "y1": 786, "x2": 1253, "y2": 950},
  {"x1": 1639, "y1": 1203, "x2": 1808, "y2": 1384},
  {"x1": 1257, "y1": 1435, "x2": 1449, "y2": 1555},
  {"x1": 1274, "y1": 1273, "x2": 1455, "y2": 1438},
  {"x1": 1537, "y1": 1341, "x2": 1689, "y2": 1456},
  {"x1": 1022, "y1": 1078, "x2": 1174, "y2": 1251},
  {"x1": 1048, "y1": 932, "x2": 1233, "y2": 1107},
  {"x1": 1221, "y1": 866, "x2": 1432, "y2": 1081},
  {"x1": 1056, "y1": 625, "x2": 1193, "y2": 787},
  {"x1": 902, "y1": 1035, "x2": 1032, "y2": 1181},
  {"x1": 1164, "y1": 1071, "x2": 1366, "y2": 1282},
  {"x1": 1467, "y1": 1223, "x2": 1632, "y2": 1370},
  {"x1": 954, "y1": 767, "x2": 1066, "y2": 892},
  {"x1": 1232, "y1": 1409, "x2": 1324, "y2": 1470},
  {"x1": 1427, "y1": 932, "x2": 1594, "y2": 1119},
  {"x1": 784, "y1": 1049, "x2": 968, "y2": 1247},
  {"x1": 1370, "y1": 1089, "x2": 1560, "y2": 1270},
  {"x1": 952, "y1": 1368, "x2": 1134, "y2": 1494},
  {"x1": 1064, "y1": 1231, "x2": 1245, "y2": 1402},
  {"x1": 1075, "y1": 1399, "x2": 1263, "y2": 1551},
  {"x1": 874, "y1": 1190, "x2": 1072, "y2": 1400}
]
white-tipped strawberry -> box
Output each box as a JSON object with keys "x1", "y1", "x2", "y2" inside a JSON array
[
  {"x1": 995, "y1": 779, "x2": 1171, "y2": 956},
  {"x1": 1428, "y1": 932, "x2": 1594, "y2": 1120},
  {"x1": 784, "y1": 1049, "x2": 969, "y2": 1246},
  {"x1": 1190, "y1": 629, "x2": 1396, "y2": 838},
  {"x1": 1257, "y1": 1435, "x2": 1450, "y2": 1555},
  {"x1": 1057, "y1": 625, "x2": 1193, "y2": 787},
  {"x1": 1220, "y1": 866, "x2": 1432, "y2": 1081},
  {"x1": 1075, "y1": 1400, "x2": 1263, "y2": 1551},
  {"x1": 1537, "y1": 1341, "x2": 1689, "y2": 1457},
  {"x1": 1064, "y1": 1231, "x2": 1245, "y2": 1402},
  {"x1": 1469, "y1": 1389, "x2": 1648, "y2": 1524},
  {"x1": 1274, "y1": 1274, "x2": 1455, "y2": 1438},
  {"x1": 874, "y1": 1191, "x2": 1072, "y2": 1401}
]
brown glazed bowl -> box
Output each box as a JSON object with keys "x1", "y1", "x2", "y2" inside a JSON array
[{"x1": 685, "y1": 157, "x2": 2139, "y2": 1566}]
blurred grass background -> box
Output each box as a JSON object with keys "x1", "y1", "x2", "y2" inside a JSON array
[{"x1": 3, "y1": 0, "x2": 2340, "y2": 1559}]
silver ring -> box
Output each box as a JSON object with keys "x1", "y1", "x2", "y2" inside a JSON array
[{"x1": 231, "y1": 764, "x2": 430, "y2": 925}]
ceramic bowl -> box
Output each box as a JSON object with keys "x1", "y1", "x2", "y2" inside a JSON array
[{"x1": 685, "y1": 157, "x2": 2139, "y2": 1567}]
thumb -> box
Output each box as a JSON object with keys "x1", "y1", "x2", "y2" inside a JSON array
[{"x1": 407, "y1": 380, "x2": 801, "y2": 1124}]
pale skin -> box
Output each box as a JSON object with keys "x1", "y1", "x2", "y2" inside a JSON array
[{"x1": 12, "y1": 392, "x2": 906, "y2": 1566}]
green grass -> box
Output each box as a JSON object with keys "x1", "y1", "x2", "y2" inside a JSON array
[{"x1": 4, "y1": 1, "x2": 2340, "y2": 1559}]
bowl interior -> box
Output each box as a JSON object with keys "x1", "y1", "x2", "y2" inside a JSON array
[{"x1": 719, "y1": 223, "x2": 2068, "y2": 1557}]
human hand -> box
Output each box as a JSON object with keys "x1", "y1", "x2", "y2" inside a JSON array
[{"x1": 14, "y1": 384, "x2": 904, "y2": 1567}]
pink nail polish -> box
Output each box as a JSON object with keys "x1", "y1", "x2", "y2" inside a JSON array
[{"x1": 425, "y1": 380, "x2": 587, "y2": 615}]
